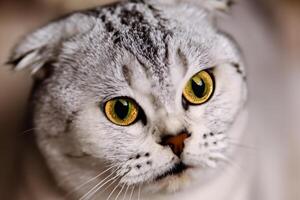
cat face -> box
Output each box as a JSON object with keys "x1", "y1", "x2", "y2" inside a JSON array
[{"x1": 9, "y1": 0, "x2": 247, "y2": 197}]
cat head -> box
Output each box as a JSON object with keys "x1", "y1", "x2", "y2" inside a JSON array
[{"x1": 9, "y1": 0, "x2": 247, "y2": 197}]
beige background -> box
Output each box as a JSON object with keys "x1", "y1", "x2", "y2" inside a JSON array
[{"x1": 0, "y1": 0, "x2": 299, "y2": 199}]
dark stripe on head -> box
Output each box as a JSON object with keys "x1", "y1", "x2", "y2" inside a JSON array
[
  {"x1": 177, "y1": 48, "x2": 189, "y2": 73},
  {"x1": 122, "y1": 65, "x2": 132, "y2": 86}
]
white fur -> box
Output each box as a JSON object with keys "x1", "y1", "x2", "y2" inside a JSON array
[{"x1": 9, "y1": 1, "x2": 247, "y2": 199}]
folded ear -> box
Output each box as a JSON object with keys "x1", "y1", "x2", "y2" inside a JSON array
[
  {"x1": 199, "y1": 0, "x2": 235, "y2": 11},
  {"x1": 155, "y1": 0, "x2": 234, "y2": 12},
  {"x1": 7, "y1": 13, "x2": 95, "y2": 75}
]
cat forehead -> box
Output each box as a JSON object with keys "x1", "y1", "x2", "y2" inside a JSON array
[
  {"x1": 10, "y1": 0, "x2": 238, "y2": 85},
  {"x1": 52, "y1": 1, "x2": 234, "y2": 102},
  {"x1": 59, "y1": 2, "x2": 216, "y2": 81}
]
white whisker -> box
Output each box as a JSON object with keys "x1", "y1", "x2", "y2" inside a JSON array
[
  {"x1": 138, "y1": 185, "x2": 141, "y2": 200},
  {"x1": 226, "y1": 137, "x2": 256, "y2": 150},
  {"x1": 79, "y1": 168, "x2": 120, "y2": 200},
  {"x1": 106, "y1": 182, "x2": 122, "y2": 200},
  {"x1": 209, "y1": 152, "x2": 228, "y2": 161},
  {"x1": 129, "y1": 186, "x2": 135, "y2": 200},
  {"x1": 89, "y1": 167, "x2": 130, "y2": 200},
  {"x1": 224, "y1": 156, "x2": 244, "y2": 171},
  {"x1": 122, "y1": 184, "x2": 130, "y2": 200},
  {"x1": 85, "y1": 173, "x2": 120, "y2": 200},
  {"x1": 102, "y1": 176, "x2": 120, "y2": 193},
  {"x1": 66, "y1": 164, "x2": 118, "y2": 198},
  {"x1": 114, "y1": 184, "x2": 125, "y2": 200},
  {"x1": 228, "y1": 141, "x2": 256, "y2": 151}
]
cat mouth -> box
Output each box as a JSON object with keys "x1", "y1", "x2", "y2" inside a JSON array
[{"x1": 155, "y1": 162, "x2": 189, "y2": 181}]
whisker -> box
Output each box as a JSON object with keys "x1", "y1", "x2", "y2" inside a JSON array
[
  {"x1": 129, "y1": 186, "x2": 135, "y2": 200},
  {"x1": 106, "y1": 182, "x2": 122, "y2": 200},
  {"x1": 21, "y1": 127, "x2": 39, "y2": 135},
  {"x1": 102, "y1": 176, "x2": 120, "y2": 193},
  {"x1": 66, "y1": 164, "x2": 118, "y2": 198},
  {"x1": 87, "y1": 167, "x2": 131, "y2": 200},
  {"x1": 84, "y1": 173, "x2": 121, "y2": 200},
  {"x1": 102, "y1": 168, "x2": 131, "y2": 193},
  {"x1": 138, "y1": 185, "x2": 141, "y2": 200},
  {"x1": 222, "y1": 156, "x2": 244, "y2": 172},
  {"x1": 226, "y1": 137, "x2": 256, "y2": 150},
  {"x1": 228, "y1": 141, "x2": 256, "y2": 152},
  {"x1": 209, "y1": 152, "x2": 228, "y2": 161},
  {"x1": 79, "y1": 168, "x2": 120, "y2": 200},
  {"x1": 122, "y1": 184, "x2": 130, "y2": 200},
  {"x1": 114, "y1": 184, "x2": 125, "y2": 200}
]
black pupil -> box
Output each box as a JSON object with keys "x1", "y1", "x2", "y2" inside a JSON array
[
  {"x1": 114, "y1": 100, "x2": 129, "y2": 119},
  {"x1": 191, "y1": 78, "x2": 206, "y2": 98}
]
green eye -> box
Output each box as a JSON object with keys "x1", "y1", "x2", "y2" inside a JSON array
[
  {"x1": 183, "y1": 70, "x2": 214, "y2": 105},
  {"x1": 104, "y1": 98, "x2": 139, "y2": 126}
]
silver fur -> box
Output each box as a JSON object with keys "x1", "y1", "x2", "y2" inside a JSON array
[{"x1": 9, "y1": 0, "x2": 247, "y2": 199}]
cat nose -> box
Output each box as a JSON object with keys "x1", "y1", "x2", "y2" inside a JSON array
[{"x1": 160, "y1": 132, "x2": 191, "y2": 157}]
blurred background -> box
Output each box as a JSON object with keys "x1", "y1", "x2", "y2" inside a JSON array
[{"x1": 0, "y1": 0, "x2": 299, "y2": 199}]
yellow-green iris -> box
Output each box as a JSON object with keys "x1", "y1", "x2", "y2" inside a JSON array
[
  {"x1": 183, "y1": 70, "x2": 214, "y2": 105},
  {"x1": 104, "y1": 98, "x2": 139, "y2": 126}
]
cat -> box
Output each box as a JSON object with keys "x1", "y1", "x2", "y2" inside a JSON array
[{"x1": 8, "y1": 0, "x2": 248, "y2": 199}]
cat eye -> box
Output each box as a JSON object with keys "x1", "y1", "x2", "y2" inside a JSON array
[
  {"x1": 104, "y1": 98, "x2": 139, "y2": 126},
  {"x1": 183, "y1": 70, "x2": 214, "y2": 105}
]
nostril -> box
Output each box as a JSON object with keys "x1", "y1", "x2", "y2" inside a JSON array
[{"x1": 160, "y1": 132, "x2": 190, "y2": 157}]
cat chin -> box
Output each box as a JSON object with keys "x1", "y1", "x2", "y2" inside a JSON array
[{"x1": 143, "y1": 169, "x2": 193, "y2": 194}]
